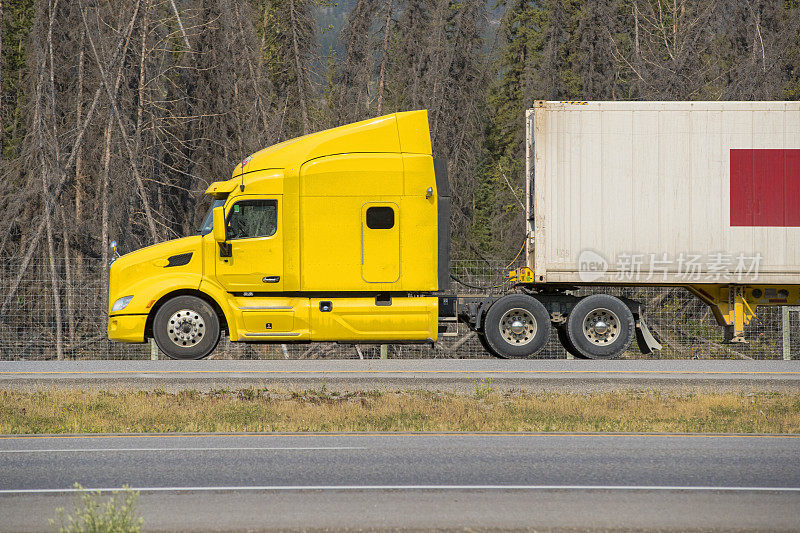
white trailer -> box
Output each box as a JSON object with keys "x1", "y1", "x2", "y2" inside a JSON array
[
  {"x1": 459, "y1": 101, "x2": 800, "y2": 359},
  {"x1": 526, "y1": 100, "x2": 800, "y2": 285}
]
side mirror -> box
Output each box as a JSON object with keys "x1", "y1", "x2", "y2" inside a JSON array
[
  {"x1": 109, "y1": 240, "x2": 120, "y2": 266},
  {"x1": 212, "y1": 207, "x2": 226, "y2": 242}
]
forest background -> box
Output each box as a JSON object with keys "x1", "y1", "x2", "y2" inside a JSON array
[{"x1": 0, "y1": 0, "x2": 798, "y2": 359}]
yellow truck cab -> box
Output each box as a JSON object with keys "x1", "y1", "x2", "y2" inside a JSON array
[{"x1": 108, "y1": 110, "x2": 451, "y2": 359}]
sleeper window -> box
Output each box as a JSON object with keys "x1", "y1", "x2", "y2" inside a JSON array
[
  {"x1": 366, "y1": 206, "x2": 395, "y2": 229},
  {"x1": 226, "y1": 199, "x2": 278, "y2": 239}
]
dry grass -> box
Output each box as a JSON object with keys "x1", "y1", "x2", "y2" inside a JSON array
[{"x1": 1, "y1": 387, "x2": 799, "y2": 434}]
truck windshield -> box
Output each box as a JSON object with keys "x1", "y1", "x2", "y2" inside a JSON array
[{"x1": 198, "y1": 198, "x2": 226, "y2": 235}]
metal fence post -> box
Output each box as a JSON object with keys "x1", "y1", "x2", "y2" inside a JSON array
[
  {"x1": 380, "y1": 344, "x2": 388, "y2": 359},
  {"x1": 150, "y1": 338, "x2": 159, "y2": 360},
  {"x1": 782, "y1": 307, "x2": 791, "y2": 361}
]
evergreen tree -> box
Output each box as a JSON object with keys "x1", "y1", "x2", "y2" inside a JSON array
[{"x1": 1, "y1": 0, "x2": 35, "y2": 159}]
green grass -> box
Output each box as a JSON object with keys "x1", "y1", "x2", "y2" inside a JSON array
[
  {"x1": 50, "y1": 484, "x2": 143, "y2": 533},
  {"x1": 2, "y1": 388, "x2": 799, "y2": 434}
]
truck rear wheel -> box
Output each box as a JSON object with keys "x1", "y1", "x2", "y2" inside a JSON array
[
  {"x1": 153, "y1": 295, "x2": 221, "y2": 360},
  {"x1": 565, "y1": 294, "x2": 634, "y2": 359},
  {"x1": 483, "y1": 294, "x2": 550, "y2": 358}
]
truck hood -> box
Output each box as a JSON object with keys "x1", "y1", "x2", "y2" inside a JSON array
[{"x1": 108, "y1": 236, "x2": 203, "y2": 314}]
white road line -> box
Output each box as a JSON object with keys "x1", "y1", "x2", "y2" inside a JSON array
[
  {"x1": 0, "y1": 447, "x2": 366, "y2": 454},
  {"x1": 2, "y1": 433, "x2": 798, "y2": 441},
  {"x1": 1, "y1": 485, "x2": 799, "y2": 495}
]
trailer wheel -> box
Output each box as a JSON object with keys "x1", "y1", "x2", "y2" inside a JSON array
[
  {"x1": 153, "y1": 295, "x2": 221, "y2": 360},
  {"x1": 565, "y1": 294, "x2": 634, "y2": 359},
  {"x1": 483, "y1": 294, "x2": 550, "y2": 358},
  {"x1": 556, "y1": 326, "x2": 588, "y2": 359}
]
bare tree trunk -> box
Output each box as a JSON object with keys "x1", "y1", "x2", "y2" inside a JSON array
[
  {"x1": 80, "y1": 0, "x2": 159, "y2": 242},
  {"x1": 11, "y1": 39, "x2": 21, "y2": 150},
  {"x1": 1, "y1": 78, "x2": 104, "y2": 318},
  {"x1": 34, "y1": 74, "x2": 63, "y2": 360},
  {"x1": 45, "y1": 0, "x2": 64, "y2": 360},
  {"x1": 633, "y1": 1, "x2": 640, "y2": 58},
  {"x1": 42, "y1": 174, "x2": 64, "y2": 360},
  {"x1": 337, "y1": 0, "x2": 365, "y2": 122},
  {"x1": 168, "y1": 0, "x2": 191, "y2": 51},
  {"x1": 289, "y1": 0, "x2": 310, "y2": 134},
  {"x1": 632, "y1": 0, "x2": 644, "y2": 96},
  {"x1": 47, "y1": 0, "x2": 61, "y2": 164},
  {"x1": 136, "y1": 0, "x2": 149, "y2": 154},
  {"x1": 260, "y1": 1, "x2": 270, "y2": 54},
  {"x1": 47, "y1": 0, "x2": 74, "y2": 345},
  {"x1": 61, "y1": 208, "x2": 75, "y2": 346},
  {"x1": 0, "y1": 2, "x2": 141, "y2": 318},
  {"x1": 0, "y1": 0, "x2": 4, "y2": 157},
  {"x1": 235, "y1": 2, "x2": 270, "y2": 131},
  {"x1": 74, "y1": 30, "x2": 86, "y2": 239},
  {"x1": 100, "y1": 118, "x2": 113, "y2": 308},
  {"x1": 376, "y1": 0, "x2": 393, "y2": 115}
]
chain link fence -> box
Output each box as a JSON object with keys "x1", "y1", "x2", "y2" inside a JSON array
[{"x1": 0, "y1": 258, "x2": 797, "y2": 360}]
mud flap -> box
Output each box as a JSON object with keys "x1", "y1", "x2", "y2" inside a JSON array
[{"x1": 635, "y1": 316, "x2": 662, "y2": 354}]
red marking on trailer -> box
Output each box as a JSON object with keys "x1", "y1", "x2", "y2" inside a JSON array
[
  {"x1": 731, "y1": 149, "x2": 800, "y2": 227},
  {"x1": 787, "y1": 149, "x2": 800, "y2": 226}
]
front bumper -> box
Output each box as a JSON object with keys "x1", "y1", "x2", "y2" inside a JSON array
[{"x1": 108, "y1": 314, "x2": 147, "y2": 343}]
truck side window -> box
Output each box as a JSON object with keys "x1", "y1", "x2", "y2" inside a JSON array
[
  {"x1": 198, "y1": 198, "x2": 226, "y2": 236},
  {"x1": 366, "y1": 206, "x2": 394, "y2": 229},
  {"x1": 226, "y1": 199, "x2": 278, "y2": 239}
]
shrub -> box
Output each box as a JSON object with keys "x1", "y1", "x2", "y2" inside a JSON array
[{"x1": 50, "y1": 483, "x2": 143, "y2": 533}]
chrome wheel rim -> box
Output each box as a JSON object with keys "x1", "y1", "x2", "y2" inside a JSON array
[
  {"x1": 582, "y1": 308, "x2": 620, "y2": 345},
  {"x1": 499, "y1": 308, "x2": 537, "y2": 345},
  {"x1": 167, "y1": 309, "x2": 205, "y2": 347}
]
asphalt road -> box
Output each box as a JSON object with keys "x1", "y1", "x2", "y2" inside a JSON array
[
  {"x1": 1, "y1": 359, "x2": 799, "y2": 392},
  {"x1": 1, "y1": 433, "x2": 798, "y2": 531}
]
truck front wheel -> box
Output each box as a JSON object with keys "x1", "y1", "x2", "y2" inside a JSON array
[
  {"x1": 565, "y1": 294, "x2": 634, "y2": 359},
  {"x1": 482, "y1": 294, "x2": 550, "y2": 358},
  {"x1": 152, "y1": 295, "x2": 221, "y2": 360},
  {"x1": 477, "y1": 331, "x2": 502, "y2": 358}
]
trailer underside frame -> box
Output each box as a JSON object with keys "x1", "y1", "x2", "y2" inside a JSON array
[
  {"x1": 440, "y1": 289, "x2": 662, "y2": 358},
  {"x1": 442, "y1": 274, "x2": 800, "y2": 358}
]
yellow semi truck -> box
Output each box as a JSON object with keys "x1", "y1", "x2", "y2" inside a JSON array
[
  {"x1": 108, "y1": 103, "x2": 800, "y2": 360},
  {"x1": 108, "y1": 111, "x2": 449, "y2": 359}
]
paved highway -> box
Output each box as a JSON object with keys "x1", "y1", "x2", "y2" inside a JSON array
[
  {"x1": 0, "y1": 433, "x2": 798, "y2": 530},
  {"x1": 1, "y1": 359, "x2": 799, "y2": 392}
]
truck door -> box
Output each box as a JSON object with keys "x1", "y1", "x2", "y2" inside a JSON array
[
  {"x1": 215, "y1": 196, "x2": 283, "y2": 292},
  {"x1": 361, "y1": 203, "x2": 400, "y2": 283}
]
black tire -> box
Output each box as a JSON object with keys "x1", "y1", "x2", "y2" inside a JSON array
[
  {"x1": 153, "y1": 295, "x2": 221, "y2": 360},
  {"x1": 477, "y1": 331, "x2": 505, "y2": 359},
  {"x1": 556, "y1": 326, "x2": 589, "y2": 359},
  {"x1": 565, "y1": 294, "x2": 634, "y2": 359},
  {"x1": 483, "y1": 294, "x2": 550, "y2": 358}
]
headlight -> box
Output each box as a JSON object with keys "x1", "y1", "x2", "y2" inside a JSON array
[{"x1": 111, "y1": 295, "x2": 134, "y2": 312}]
